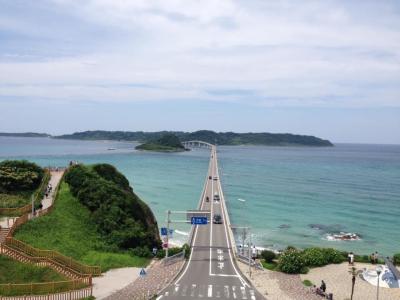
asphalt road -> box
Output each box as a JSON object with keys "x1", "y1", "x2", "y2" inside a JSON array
[{"x1": 159, "y1": 146, "x2": 263, "y2": 300}]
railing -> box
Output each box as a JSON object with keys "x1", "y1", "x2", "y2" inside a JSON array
[
  {"x1": 0, "y1": 286, "x2": 92, "y2": 299},
  {"x1": 163, "y1": 251, "x2": 185, "y2": 266},
  {"x1": 5, "y1": 236, "x2": 101, "y2": 277}
]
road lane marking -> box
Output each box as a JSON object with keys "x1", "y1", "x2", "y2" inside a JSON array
[
  {"x1": 173, "y1": 284, "x2": 180, "y2": 295},
  {"x1": 191, "y1": 284, "x2": 196, "y2": 297},
  {"x1": 156, "y1": 296, "x2": 163, "y2": 300},
  {"x1": 218, "y1": 255, "x2": 224, "y2": 261},
  {"x1": 198, "y1": 284, "x2": 204, "y2": 298},
  {"x1": 232, "y1": 286, "x2": 237, "y2": 299},
  {"x1": 224, "y1": 285, "x2": 230, "y2": 298},
  {"x1": 218, "y1": 262, "x2": 224, "y2": 269},
  {"x1": 208, "y1": 285, "x2": 213, "y2": 297},
  {"x1": 250, "y1": 289, "x2": 256, "y2": 300},
  {"x1": 240, "y1": 286, "x2": 247, "y2": 299},
  {"x1": 209, "y1": 162, "x2": 214, "y2": 276}
]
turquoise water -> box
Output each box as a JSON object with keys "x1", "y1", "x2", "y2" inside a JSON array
[{"x1": 1, "y1": 137, "x2": 399, "y2": 255}]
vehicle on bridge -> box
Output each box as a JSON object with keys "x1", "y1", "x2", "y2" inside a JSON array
[
  {"x1": 206, "y1": 196, "x2": 210, "y2": 202},
  {"x1": 213, "y1": 214, "x2": 223, "y2": 224},
  {"x1": 213, "y1": 176, "x2": 218, "y2": 181},
  {"x1": 214, "y1": 194, "x2": 220, "y2": 201}
]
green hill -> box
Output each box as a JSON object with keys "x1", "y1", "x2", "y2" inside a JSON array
[
  {"x1": 55, "y1": 130, "x2": 333, "y2": 146},
  {"x1": 135, "y1": 133, "x2": 186, "y2": 152}
]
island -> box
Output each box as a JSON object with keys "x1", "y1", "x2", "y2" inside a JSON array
[
  {"x1": 55, "y1": 130, "x2": 333, "y2": 147},
  {"x1": 0, "y1": 132, "x2": 50, "y2": 138},
  {"x1": 135, "y1": 133, "x2": 186, "y2": 152}
]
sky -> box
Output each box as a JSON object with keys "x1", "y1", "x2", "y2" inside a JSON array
[{"x1": 0, "y1": 0, "x2": 399, "y2": 144}]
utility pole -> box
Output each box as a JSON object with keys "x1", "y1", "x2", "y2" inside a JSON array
[{"x1": 31, "y1": 194, "x2": 34, "y2": 217}]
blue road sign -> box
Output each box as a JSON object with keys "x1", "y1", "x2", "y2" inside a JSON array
[
  {"x1": 139, "y1": 268, "x2": 146, "y2": 276},
  {"x1": 191, "y1": 216, "x2": 208, "y2": 225},
  {"x1": 161, "y1": 227, "x2": 168, "y2": 236}
]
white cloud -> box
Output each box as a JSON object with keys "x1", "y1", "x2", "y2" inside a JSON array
[{"x1": 0, "y1": 0, "x2": 399, "y2": 108}]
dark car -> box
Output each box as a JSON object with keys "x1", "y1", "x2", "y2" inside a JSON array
[
  {"x1": 213, "y1": 214, "x2": 222, "y2": 224},
  {"x1": 209, "y1": 176, "x2": 212, "y2": 179},
  {"x1": 213, "y1": 194, "x2": 220, "y2": 201},
  {"x1": 213, "y1": 176, "x2": 218, "y2": 181},
  {"x1": 206, "y1": 196, "x2": 209, "y2": 202}
]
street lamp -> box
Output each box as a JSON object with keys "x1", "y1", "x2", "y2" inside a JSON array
[{"x1": 376, "y1": 266, "x2": 382, "y2": 300}]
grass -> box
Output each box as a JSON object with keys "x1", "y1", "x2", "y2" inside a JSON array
[
  {"x1": 261, "y1": 260, "x2": 278, "y2": 271},
  {"x1": 0, "y1": 255, "x2": 66, "y2": 284},
  {"x1": 15, "y1": 182, "x2": 150, "y2": 272},
  {"x1": 0, "y1": 192, "x2": 31, "y2": 208},
  {"x1": 302, "y1": 279, "x2": 313, "y2": 287}
]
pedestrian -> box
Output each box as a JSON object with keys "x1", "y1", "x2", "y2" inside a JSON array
[
  {"x1": 320, "y1": 280, "x2": 326, "y2": 293},
  {"x1": 251, "y1": 245, "x2": 257, "y2": 261},
  {"x1": 348, "y1": 252, "x2": 354, "y2": 265}
]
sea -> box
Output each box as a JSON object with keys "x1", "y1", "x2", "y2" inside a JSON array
[{"x1": 0, "y1": 136, "x2": 399, "y2": 256}]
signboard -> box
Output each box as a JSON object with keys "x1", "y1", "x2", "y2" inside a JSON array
[
  {"x1": 191, "y1": 216, "x2": 208, "y2": 225},
  {"x1": 161, "y1": 227, "x2": 168, "y2": 236}
]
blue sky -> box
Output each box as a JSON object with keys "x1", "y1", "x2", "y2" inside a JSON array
[{"x1": 0, "y1": 0, "x2": 399, "y2": 143}]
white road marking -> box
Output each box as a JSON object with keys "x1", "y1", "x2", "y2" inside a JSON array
[
  {"x1": 191, "y1": 284, "x2": 196, "y2": 297},
  {"x1": 218, "y1": 262, "x2": 224, "y2": 269},
  {"x1": 218, "y1": 255, "x2": 224, "y2": 261},
  {"x1": 232, "y1": 286, "x2": 237, "y2": 299},
  {"x1": 164, "y1": 291, "x2": 169, "y2": 296},
  {"x1": 250, "y1": 289, "x2": 256, "y2": 300},
  {"x1": 209, "y1": 161, "x2": 214, "y2": 276},
  {"x1": 224, "y1": 285, "x2": 230, "y2": 298},
  {"x1": 240, "y1": 286, "x2": 247, "y2": 299},
  {"x1": 198, "y1": 284, "x2": 204, "y2": 298},
  {"x1": 156, "y1": 296, "x2": 163, "y2": 300},
  {"x1": 209, "y1": 273, "x2": 239, "y2": 277},
  {"x1": 208, "y1": 285, "x2": 213, "y2": 297},
  {"x1": 217, "y1": 249, "x2": 223, "y2": 254}
]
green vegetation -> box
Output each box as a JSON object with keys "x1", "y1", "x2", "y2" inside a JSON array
[
  {"x1": 0, "y1": 255, "x2": 66, "y2": 284},
  {"x1": 261, "y1": 260, "x2": 278, "y2": 271},
  {"x1": 260, "y1": 250, "x2": 276, "y2": 263},
  {"x1": 135, "y1": 133, "x2": 186, "y2": 152},
  {"x1": 0, "y1": 160, "x2": 49, "y2": 211},
  {"x1": 0, "y1": 160, "x2": 44, "y2": 192},
  {"x1": 276, "y1": 247, "x2": 345, "y2": 274},
  {"x1": 0, "y1": 132, "x2": 50, "y2": 138},
  {"x1": 64, "y1": 164, "x2": 160, "y2": 249},
  {"x1": 394, "y1": 253, "x2": 400, "y2": 266},
  {"x1": 278, "y1": 248, "x2": 307, "y2": 274},
  {"x1": 15, "y1": 182, "x2": 150, "y2": 271},
  {"x1": 302, "y1": 279, "x2": 313, "y2": 287},
  {"x1": 56, "y1": 130, "x2": 333, "y2": 147}
]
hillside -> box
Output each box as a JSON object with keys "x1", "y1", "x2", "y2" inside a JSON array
[
  {"x1": 0, "y1": 132, "x2": 50, "y2": 138},
  {"x1": 135, "y1": 133, "x2": 186, "y2": 152},
  {"x1": 56, "y1": 130, "x2": 333, "y2": 146}
]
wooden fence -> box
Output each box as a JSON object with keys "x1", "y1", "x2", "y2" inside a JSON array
[
  {"x1": 0, "y1": 286, "x2": 92, "y2": 299},
  {"x1": 4, "y1": 238, "x2": 101, "y2": 276}
]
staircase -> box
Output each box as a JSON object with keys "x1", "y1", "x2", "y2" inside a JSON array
[
  {"x1": 0, "y1": 244, "x2": 90, "y2": 281},
  {"x1": 0, "y1": 227, "x2": 9, "y2": 244}
]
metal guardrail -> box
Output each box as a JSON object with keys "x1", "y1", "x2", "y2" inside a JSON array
[{"x1": 163, "y1": 251, "x2": 185, "y2": 266}]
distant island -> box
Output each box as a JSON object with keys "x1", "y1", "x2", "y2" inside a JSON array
[
  {"x1": 56, "y1": 130, "x2": 333, "y2": 147},
  {"x1": 0, "y1": 130, "x2": 333, "y2": 146},
  {"x1": 135, "y1": 134, "x2": 186, "y2": 152},
  {"x1": 0, "y1": 132, "x2": 50, "y2": 138}
]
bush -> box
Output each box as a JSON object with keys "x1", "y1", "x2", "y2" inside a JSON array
[
  {"x1": 278, "y1": 248, "x2": 305, "y2": 274},
  {"x1": 261, "y1": 250, "x2": 276, "y2": 263},
  {"x1": 322, "y1": 248, "x2": 345, "y2": 264},
  {"x1": 302, "y1": 279, "x2": 313, "y2": 287},
  {"x1": 131, "y1": 246, "x2": 152, "y2": 258},
  {"x1": 302, "y1": 248, "x2": 328, "y2": 267},
  {"x1": 394, "y1": 253, "x2": 400, "y2": 266},
  {"x1": 0, "y1": 160, "x2": 44, "y2": 192},
  {"x1": 182, "y1": 243, "x2": 191, "y2": 259}
]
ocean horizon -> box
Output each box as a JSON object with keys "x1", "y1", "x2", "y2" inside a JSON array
[{"x1": 1, "y1": 136, "x2": 399, "y2": 256}]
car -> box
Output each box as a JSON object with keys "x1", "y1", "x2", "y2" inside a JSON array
[
  {"x1": 213, "y1": 214, "x2": 222, "y2": 224},
  {"x1": 213, "y1": 176, "x2": 218, "y2": 181},
  {"x1": 206, "y1": 196, "x2": 209, "y2": 202},
  {"x1": 213, "y1": 194, "x2": 220, "y2": 201},
  {"x1": 209, "y1": 176, "x2": 212, "y2": 180}
]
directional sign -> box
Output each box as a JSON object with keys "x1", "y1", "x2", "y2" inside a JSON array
[
  {"x1": 191, "y1": 216, "x2": 208, "y2": 225},
  {"x1": 161, "y1": 227, "x2": 168, "y2": 236}
]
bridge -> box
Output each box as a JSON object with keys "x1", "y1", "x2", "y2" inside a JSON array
[
  {"x1": 159, "y1": 144, "x2": 263, "y2": 299},
  {"x1": 182, "y1": 140, "x2": 214, "y2": 149}
]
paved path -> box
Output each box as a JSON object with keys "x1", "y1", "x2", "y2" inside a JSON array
[
  {"x1": 41, "y1": 170, "x2": 64, "y2": 210},
  {"x1": 160, "y1": 146, "x2": 263, "y2": 300},
  {"x1": 104, "y1": 259, "x2": 184, "y2": 300},
  {"x1": 301, "y1": 262, "x2": 400, "y2": 300}
]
